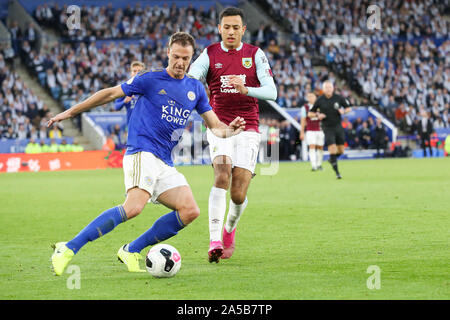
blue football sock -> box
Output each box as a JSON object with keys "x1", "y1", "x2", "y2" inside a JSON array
[
  {"x1": 127, "y1": 210, "x2": 185, "y2": 253},
  {"x1": 66, "y1": 206, "x2": 127, "y2": 254}
]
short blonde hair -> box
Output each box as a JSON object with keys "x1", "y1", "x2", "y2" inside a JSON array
[{"x1": 130, "y1": 61, "x2": 145, "y2": 70}]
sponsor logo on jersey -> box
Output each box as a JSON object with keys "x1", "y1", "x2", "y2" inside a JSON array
[
  {"x1": 242, "y1": 57, "x2": 252, "y2": 69},
  {"x1": 215, "y1": 63, "x2": 223, "y2": 69},
  {"x1": 220, "y1": 74, "x2": 246, "y2": 94},
  {"x1": 158, "y1": 89, "x2": 167, "y2": 95},
  {"x1": 161, "y1": 99, "x2": 191, "y2": 125}
]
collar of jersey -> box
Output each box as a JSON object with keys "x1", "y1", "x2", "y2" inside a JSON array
[
  {"x1": 164, "y1": 68, "x2": 185, "y2": 81},
  {"x1": 220, "y1": 41, "x2": 243, "y2": 52}
]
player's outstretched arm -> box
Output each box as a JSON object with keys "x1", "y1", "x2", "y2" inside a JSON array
[
  {"x1": 47, "y1": 85, "x2": 125, "y2": 127},
  {"x1": 201, "y1": 110, "x2": 246, "y2": 138}
]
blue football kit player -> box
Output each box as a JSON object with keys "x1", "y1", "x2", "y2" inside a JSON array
[
  {"x1": 113, "y1": 61, "x2": 145, "y2": 124},
  {"x1": 48, "y1": 32, "x2": 246, "y2": 275}
]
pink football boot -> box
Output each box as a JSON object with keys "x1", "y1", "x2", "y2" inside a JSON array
[
  {"x1": 208, "y1": 241, "x2": 223, "y2": 263},
  {"x1": 221, "y1": 227, "x2": 236, "y2": 259}
]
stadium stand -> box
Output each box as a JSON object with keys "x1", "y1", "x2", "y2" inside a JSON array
[
  {"x1": 2, "y1": 0, "x2": 449, "y2": 159},
  {"x1": 0, "y1": 49, "x2": 73, "y2": 152},
  {"x1": 253, "y1": 0, "x2": 449, "y2": 156}
]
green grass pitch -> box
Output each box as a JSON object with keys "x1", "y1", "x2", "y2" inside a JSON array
[{"x1": 0, "y1": 158, "x2": 448, "y2": 299}]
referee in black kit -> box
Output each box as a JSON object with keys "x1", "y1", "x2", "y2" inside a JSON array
[{"x1": 309, "y1": 81, "x2": 352, "y2": 179}]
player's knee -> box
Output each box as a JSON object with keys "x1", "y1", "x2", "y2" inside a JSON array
[
  {"x1": 214, "y1": 171, "x2": 231, "y2": 189},
  {"x1": 124, "y1": 203, "x2": 145, "y2": 219},
  {"x1": 179, "y1": 204, "x2": 200, "y2": 225},
  {"x1": 230, "y1": 190, "x2": 246, "y2": 205}
]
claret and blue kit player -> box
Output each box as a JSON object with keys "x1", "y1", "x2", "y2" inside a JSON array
[{"x1": 189, "y1": 7, "x2": 277, "y2": 263}]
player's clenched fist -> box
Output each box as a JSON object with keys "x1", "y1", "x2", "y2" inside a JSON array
[{"x1": 228, "y1": 75, "x2": 249, "y2": 95}]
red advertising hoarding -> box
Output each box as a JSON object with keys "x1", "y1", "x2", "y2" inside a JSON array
[{"x1": 0, "y1": 150, "x2": 124, "y2": 173}]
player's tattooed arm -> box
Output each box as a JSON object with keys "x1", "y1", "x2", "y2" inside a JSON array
[
  {"x1": 201, "y1": 110, "x2": 246, "y2": 138},
  {"x1": 47, "y1": 85, "x2": 125, "y2": 127}
]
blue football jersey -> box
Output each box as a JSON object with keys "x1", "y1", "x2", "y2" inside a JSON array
[
  {"x1": 121, "y1": 68, "x2": 212, "y2": 166},
  {"x1": 114, "y1": 95, "x2": 140, "y2": 124}
]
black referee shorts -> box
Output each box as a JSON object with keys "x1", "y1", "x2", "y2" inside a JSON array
[{"x1": 323, "y1": 125, "x2": 346, "y2": 146}]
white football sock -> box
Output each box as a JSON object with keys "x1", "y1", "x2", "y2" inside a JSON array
[
  {"x1": 309, "y1": 148, "x2": 317, "y2": 169},
  {"x1": 225, "y1": 197, "x2": 248, "y2": 233},
  {"x1": 317, "y1": 149, "x2": 323, "y2": 167},
  {"x1": 208, "y1": 186, "x2": 227, "y2": 242}
]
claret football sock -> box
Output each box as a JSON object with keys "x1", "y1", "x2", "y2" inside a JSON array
[
  {"x1": 66, "y1": 205, "x2": 127, "y2": 254},
  {"x1": 127, "y1": 210, "x2": 185, "y2": 253}
]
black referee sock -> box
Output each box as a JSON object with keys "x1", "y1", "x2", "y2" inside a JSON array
[{"x1": 328, "y1": 154, "x2": 340, "y2": 176}]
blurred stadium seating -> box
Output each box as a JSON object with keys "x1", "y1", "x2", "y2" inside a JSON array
[{"x1": 1, "y1": 0, "x2": 449, "y2": 159}]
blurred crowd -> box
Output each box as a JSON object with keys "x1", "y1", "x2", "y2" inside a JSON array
[
  {"x1": 7, "y1": 3, "x2": 224, "y2": 133},
  {"x1": 257, "y1": 0, "x2": 449, "y2": 37},
  {"x1": 258, "y1": 0, "x2": 450, "y2": 137},
  {"x1": 2, "y1": 1, "x2": 449, "y2": 157},
  {"x1": 33, "y1": 2, "x2": 218, "y2": 41},
  {"x1": 0, "y1": 51, "x2": 61, "y2": 141},
  {"x1": 342, "y1": 116, "x2": 389, "y2": 150},
  {"x1": 324, "y1": 39, "x2": 450, "y2": 132}
]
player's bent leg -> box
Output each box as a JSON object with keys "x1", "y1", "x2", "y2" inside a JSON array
[
  {"x1": 229, "y1": 167, "x2": 252, "y2": 205},
  {"x1": 122, "y1": 187, "x2": 151, "y2": 219},
  {"x1": 222, "y1": 167, "x2": 252, "y2": 259},
  {"x1": 156, "y1": 185, "x2": 200, "y2": 225},
  {"x1": 117, "y1": 188, "x2": 151, "y2": 272},
  {"x1": 53, "y1": 204, "x2": 130, "y2": 275},
  {"x1": 120, "y1": 186, "x2": 196, "y2": 272}
]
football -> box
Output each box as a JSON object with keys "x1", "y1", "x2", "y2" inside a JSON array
[{"x1": 145, "y1": 244, "x2": 181, "y2": 278}]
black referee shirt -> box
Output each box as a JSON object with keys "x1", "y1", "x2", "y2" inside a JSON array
[{"x1": 310, "y1": 94, "x2": 350, "y2": 128}]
